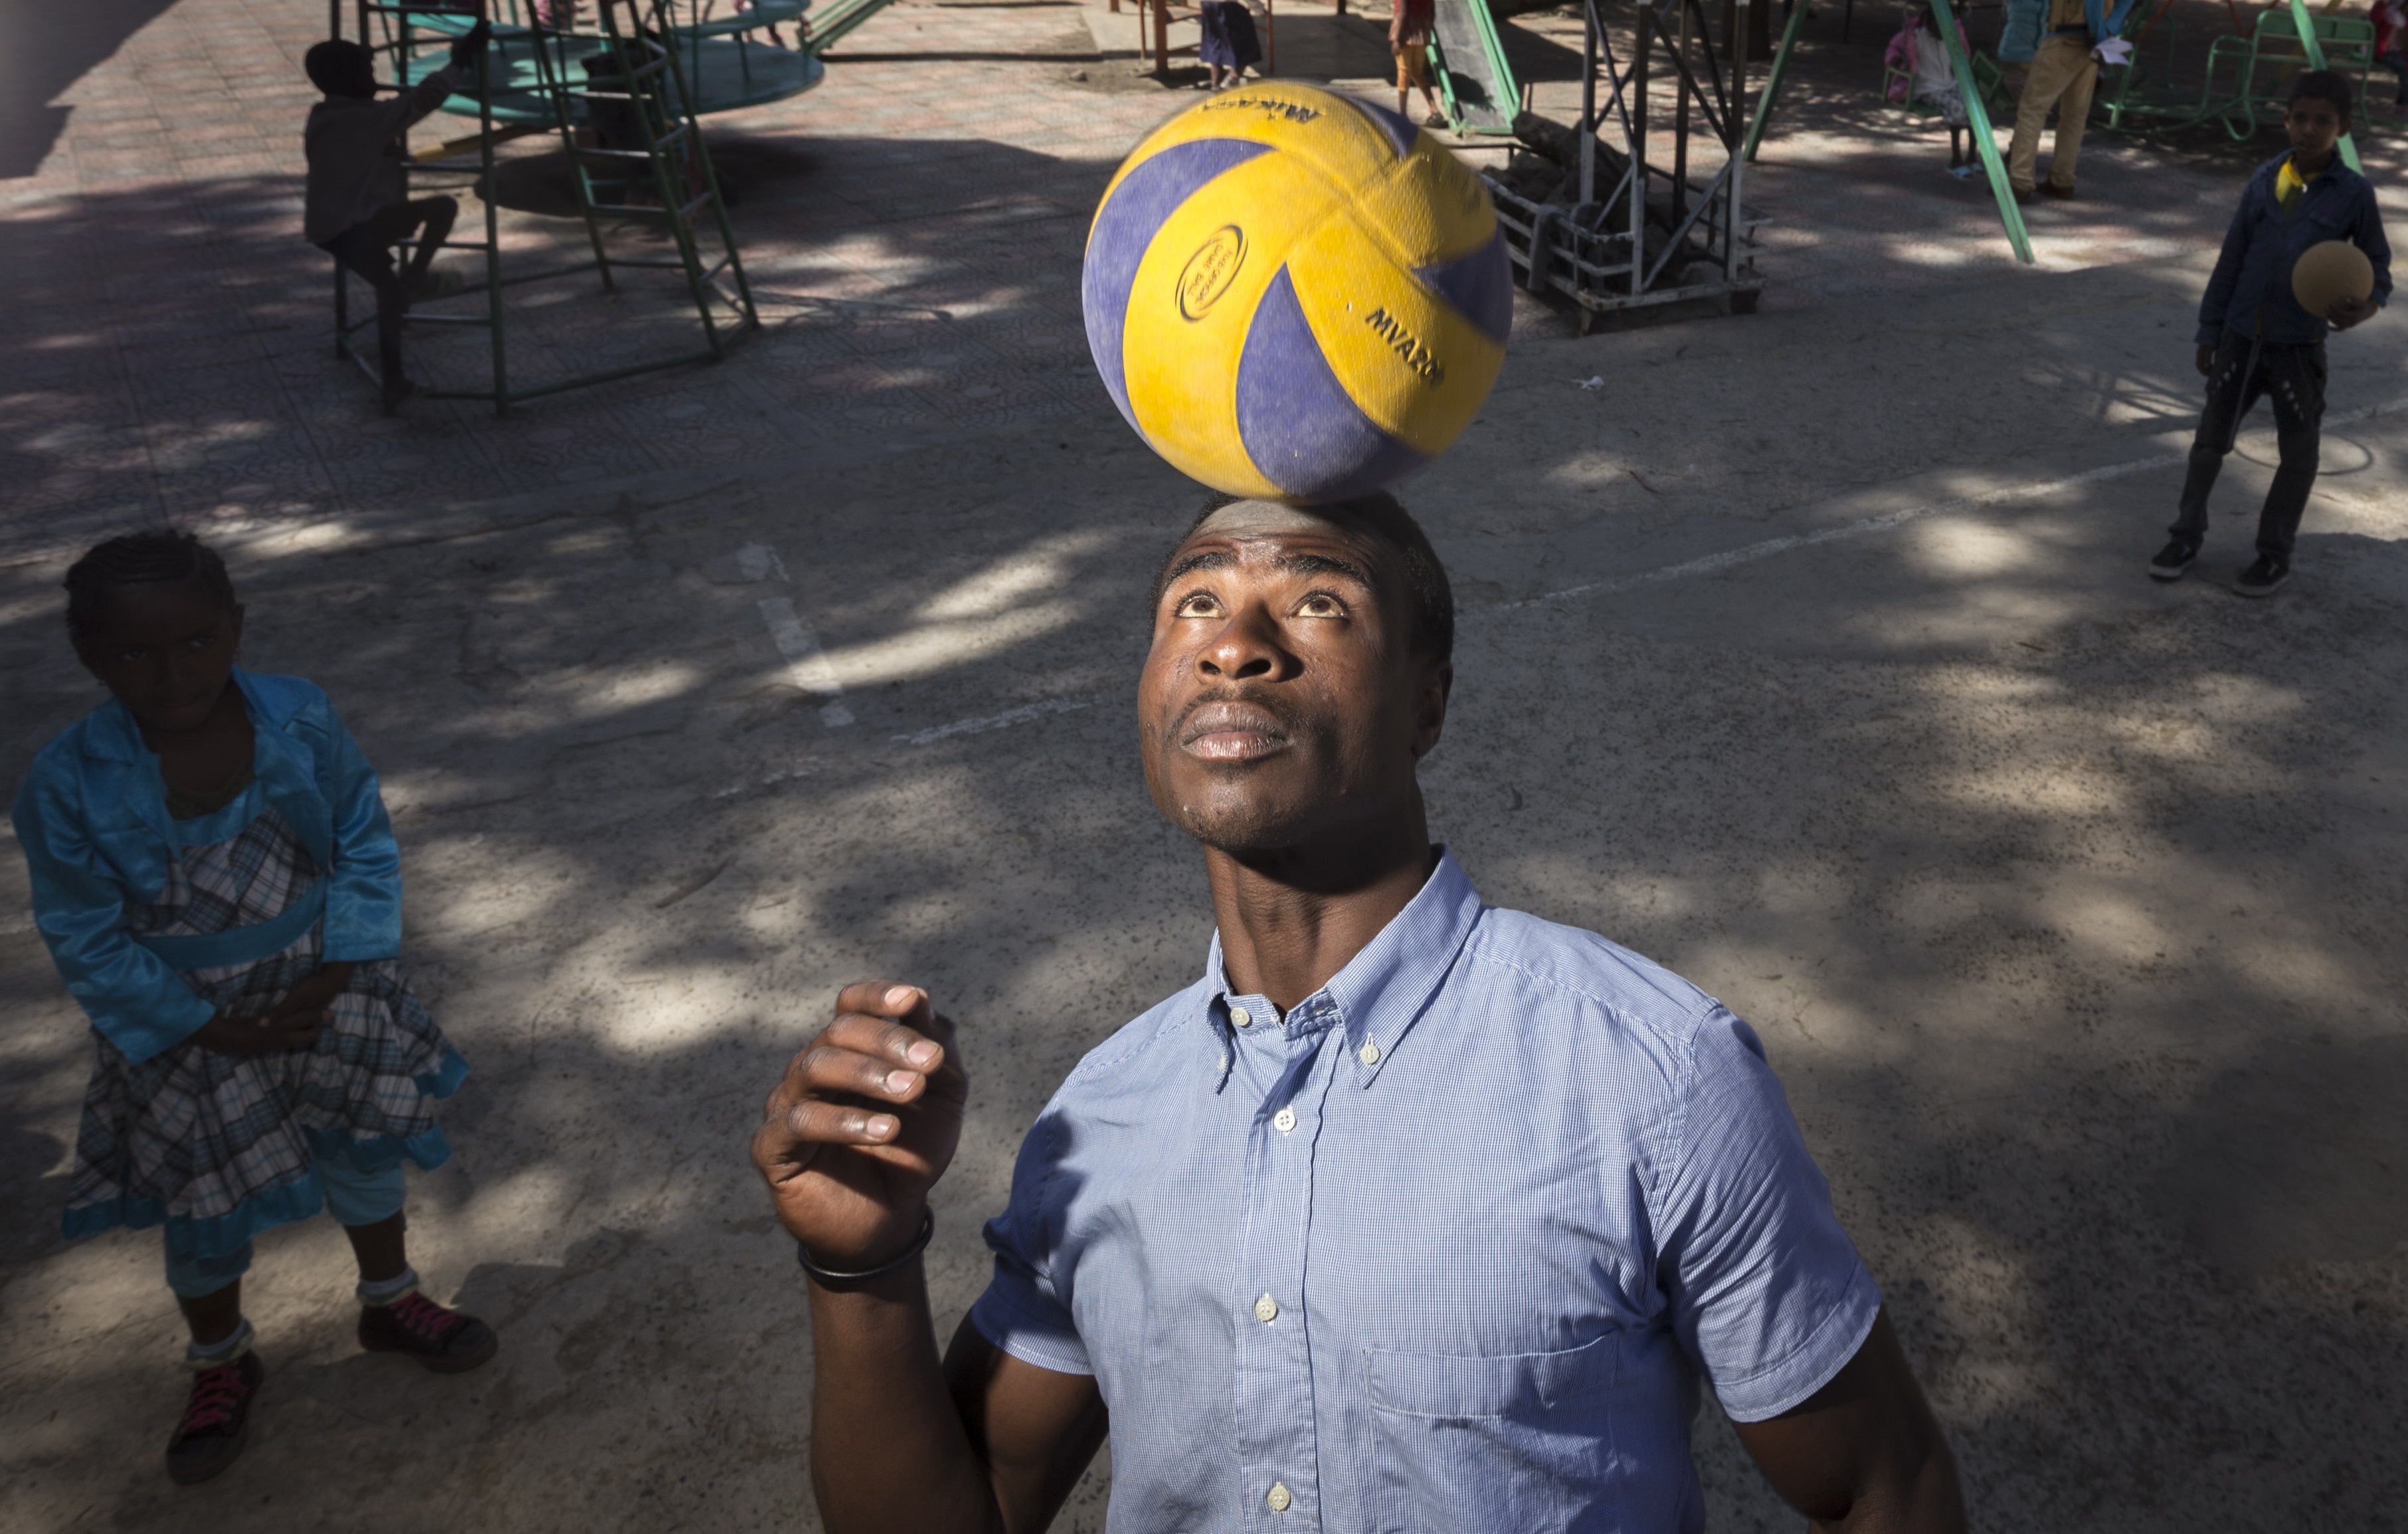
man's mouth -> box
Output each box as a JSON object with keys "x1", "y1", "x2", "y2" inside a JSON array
[{"x1": 1178, "y1": 698, "x2": 1291, "y2": 763}]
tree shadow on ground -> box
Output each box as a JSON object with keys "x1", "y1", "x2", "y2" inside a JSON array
[
  {"x1": 0, "y1": 132, "x2": 1118, "y2": 570},
  {"x1": 3, "y1": 368, "x2": 2404, "y2": 1525}
]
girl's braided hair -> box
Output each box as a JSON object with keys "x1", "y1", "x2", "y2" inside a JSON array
[{"x1": 64, "y1": 531, "x2": 238, "y2": 636}]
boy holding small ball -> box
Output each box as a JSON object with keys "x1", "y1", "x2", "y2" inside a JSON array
[{"x1": 2150, "y1": 71, "x2": 2389, "y2": 596}]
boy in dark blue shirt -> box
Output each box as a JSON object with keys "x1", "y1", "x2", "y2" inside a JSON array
[{"x1": 2150, "y1": 71, "x2": 2390, "y2": 596}]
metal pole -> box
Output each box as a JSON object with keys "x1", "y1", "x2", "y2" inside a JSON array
[
  {"x1": 1580, "y1": 0, "x2": 1598, "y2": 204},
  {"x1": 2286, "y1": 0, "x2": 2362, "y2": 171},
  {"x1": 1631, "y1": 3, "x2": 1650, "y2": 295},
  {"x1": 1673, "y1": 0, "x2": 1691, "y2": 230},
  {"x1": 1742, "y1": 0, "x2": 1811, "y2": 159},
  {"x1": 1727, "y1": 0, "x2": 1745, "y2": 277},
  {"x1": 1928, "y1": 0, "x2": 2031, "y2": 263}
]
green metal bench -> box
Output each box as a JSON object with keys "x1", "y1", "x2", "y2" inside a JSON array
[{"x1": 2100, "y1": 3, "x2": 2375, "y2": 139}]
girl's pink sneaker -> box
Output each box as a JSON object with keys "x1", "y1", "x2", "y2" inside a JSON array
[{"x1": 359, "y1": 1290, "x2": 499, "y2": 1374}]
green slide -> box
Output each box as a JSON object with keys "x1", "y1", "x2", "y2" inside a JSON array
[{"x1": 1430, "y1": 0, "x2": 1522, "y2": 134}]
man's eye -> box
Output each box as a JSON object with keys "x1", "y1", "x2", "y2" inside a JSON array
[
  {"x1": 1297, "y1": 593, "x2": 1346, "y2": 618},
  {"x1": 1176, "y1": 593, "x2": 1222, "y2": 619}
]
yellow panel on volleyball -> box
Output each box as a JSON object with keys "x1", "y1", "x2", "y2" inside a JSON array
[
  {"x1": 1286, "y1": 219, "x2": 1503, "y2": 454},
  {"x1": 1118, "y1": 151, "x2": 1344, "y2": 498},
  {"x1": 1095, "y1": 84, "x2": 1399, "y2": 225},
  {"x1": 1355, "y1": 136, "x2": 1500, "y2": 266}
]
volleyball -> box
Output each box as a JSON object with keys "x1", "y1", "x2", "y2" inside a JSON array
[
  {"x1": 1082, "y1": 82, "x2": 1511, "y2": 503},
  {"x1": 2291, "y1": 239, "x2": 2374, "y2": 318}
]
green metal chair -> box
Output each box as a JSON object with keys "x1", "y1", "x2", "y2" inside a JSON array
[{"x1": 2103, "y1": 4, "x2": 2373, "y2": 137}]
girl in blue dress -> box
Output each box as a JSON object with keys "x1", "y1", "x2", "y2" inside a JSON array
[{"x1": 13, "y1": 531, "x2": 495, "y2": 1486}]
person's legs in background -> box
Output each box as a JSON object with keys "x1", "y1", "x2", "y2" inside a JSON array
[
  {"x1": 2007, "y1": 35, "x2": 2084, "y2": 195},
  {"x1": 394, "y1": 195, "x2": 458, "y2": 294},
  {"x1": 2043, "y1": 41, "x2": 2098, "y2": 193},
  {"x1": 324, "y1": 197, "x2": 460, "y2": 409},
  {"x1": 2007, "y1": 46, "x2": 2061, "y2": 193},
  {"x1": 324, "y1": 224, "x2": 410, "y2": 405}
]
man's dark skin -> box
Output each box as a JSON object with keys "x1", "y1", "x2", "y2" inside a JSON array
[
  {"x1": 750, "y1": 505, "x2": 1968, "y2": 1534},
  {"x1": 73, "y1": 579, "x2": 405, "y2": 1341}
]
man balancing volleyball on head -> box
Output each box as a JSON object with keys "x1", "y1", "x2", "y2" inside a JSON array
[
  {"x1": 750, "y1": 494, "x2": 1968, "y2": 1533},
  {"x1": 2150, "y1": 69, "x2": 2391, "y2": 598}
]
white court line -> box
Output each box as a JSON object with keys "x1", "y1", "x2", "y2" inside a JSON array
[
  {"x1": 758, "y1": 597, "x2": 855, "y2": 727},
  {"x1": 1502, "y1": 391, "x2": 2408, "y2": 609},
  {"x1": 737, "y1": 536, "x2": 854, "y2": 728},
  {"x1": 893, "y1": 694, "x2": 1101, "y2": 746}
]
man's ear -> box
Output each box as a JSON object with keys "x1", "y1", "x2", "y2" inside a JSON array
[{"x1": 1411, "y1": 662, "x2": 1451, "y2": 758}]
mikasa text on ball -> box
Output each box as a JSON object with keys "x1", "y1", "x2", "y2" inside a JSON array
[{"x1": 1083, "y1": 82, "x2": 1511, "y2": 503}]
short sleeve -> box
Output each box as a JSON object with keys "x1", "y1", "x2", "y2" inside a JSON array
[
  {"x1": 1650, "y1": 1007, "x2": 1881, "y2": 1422},
  {"x1": 969, "y1": 1109, "x2": 1094, "y2": 1377}
]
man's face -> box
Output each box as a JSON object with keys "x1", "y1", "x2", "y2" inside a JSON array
[
  {"x1": 72, "y1": 581, "x2": 244, "y2": 736},
  {"x1": 2286, "y1": 96, "x2": 2344, "y2": 162},
  {"x1": 1138, "y1": 506, "x2": 1449, "y2": 858}
]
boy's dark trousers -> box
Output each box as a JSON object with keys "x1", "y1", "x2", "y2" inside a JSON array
[
  {"x1": 321, "y1": 195, "x2": 458, "y2": 397},
  {"x1": 2171, "y1": 331, "x2": 2326, "y2": 563}
]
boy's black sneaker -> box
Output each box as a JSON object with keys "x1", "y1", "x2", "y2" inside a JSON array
[
  {"x1": 166, "y1": 1351, "x2": 263, "y2": 1485},
  {"x1": 2146, "y1": 539, "x2": 2199, "y2": 581},
  {"x1": 2235, "y1": 555, "x2": 2290, "y2": 597}
]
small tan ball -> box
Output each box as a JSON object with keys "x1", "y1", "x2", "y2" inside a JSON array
[{"x1": 2291, "y1": 239, "x2": 2375, "y2": 318}]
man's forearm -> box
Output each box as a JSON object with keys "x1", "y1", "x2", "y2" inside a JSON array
[
  {"x1": 808, "y1": 1260, "x2": 1003, "y2": 1534},
  {"x1": 1813, "y1": 1422, "x2": 1964, "y2": 1534}
]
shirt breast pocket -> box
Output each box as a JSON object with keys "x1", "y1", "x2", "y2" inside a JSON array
[{"x1": 1366, "y1": 1332, "x2": 1617, "y2": 1534}]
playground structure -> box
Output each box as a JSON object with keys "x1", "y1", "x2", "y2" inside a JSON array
[
  {"x1": 331, "y1": 0, "x2": 913, "y2": 411},
  {"x1": 1431, "y1": 0, "x2": 1525, "y2": 134},
  {"x1": 1483, "y1": 0, "x2": 1766, "y2": 325},
  {"x1": 332, "y1": 0, "x2": 785, "y2": 411}
]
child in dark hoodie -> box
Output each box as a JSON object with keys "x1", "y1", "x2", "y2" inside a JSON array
[{"x1": 303, "y1": 22, "x2": 490, "y2": 411}]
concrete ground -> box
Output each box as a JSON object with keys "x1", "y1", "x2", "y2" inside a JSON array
[{"x1": 3, "y1": 0, "x2": 2406, "y2": 1529}]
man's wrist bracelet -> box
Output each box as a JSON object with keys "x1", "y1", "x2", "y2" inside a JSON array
[{"x1": 797, "y1": 1208, "x2": 935, "y2": 1292}]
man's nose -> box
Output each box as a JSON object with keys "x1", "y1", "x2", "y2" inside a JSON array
[{"x1": 1199, "y1": 602, "x2": 1286, "y2": 681}]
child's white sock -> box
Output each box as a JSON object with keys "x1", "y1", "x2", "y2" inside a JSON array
[
  {"x1": 185, "y1": 1316, "x2": 254, "y2": 1369},
  {"x1": 357, "y1": 1266, "x2": 420, "y2": 1307}
]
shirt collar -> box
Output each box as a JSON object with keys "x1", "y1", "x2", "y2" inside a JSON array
[{"x1": 1200, "y1": 846, "x2": 1485, "y2": 1090}]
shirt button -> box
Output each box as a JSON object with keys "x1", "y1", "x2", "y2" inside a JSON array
[
  {"x1": 1273, "y1": 1106, "x2": 1297, "y2": 1133},
  {"x1": 1230, "y1": 1006, "x2": 1251, "y2": 1028},
  {"x1": 1358, "y1": 1038, "x2": 1380, "y2": 1066},
  {"x1": 1266, "y1": 1482, "x2": 1292, "y2": 1513},
  {"x1": 1253, "y1": 1292, "x2": 1279, "y2": 1323}
]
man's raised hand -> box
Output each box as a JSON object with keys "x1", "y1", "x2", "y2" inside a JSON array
[{"x1": 751, "y1": 983, "x2": 967, "y2": 1272}]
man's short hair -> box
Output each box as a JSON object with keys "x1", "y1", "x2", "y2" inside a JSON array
[
  {"x1": 305, "y1": 39, "x2": 375, "y2": 95},
  {"x1": 1158, "y1": 492, "x2": 1455, "y2": 665},
  {"x1": 2288, "y1": 70, "x2": 2355, "y2": 122}
]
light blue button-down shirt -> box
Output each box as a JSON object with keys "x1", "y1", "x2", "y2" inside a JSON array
[{"x1": 973, "y1": 851, "x2": 1881, "y2": 1533}]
